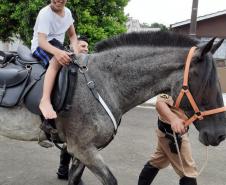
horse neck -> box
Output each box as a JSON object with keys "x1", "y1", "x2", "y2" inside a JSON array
[{"x1": 90, "y1": 46, "x2": 187, "y2": 114}]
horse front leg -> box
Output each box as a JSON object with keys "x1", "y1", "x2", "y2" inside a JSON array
[
  {"x1": 68, "y1": 158, "x2": 85, "y2": 185},
  {"x1": 68, "y1": 146, "x2": 117, "y2": 185}
]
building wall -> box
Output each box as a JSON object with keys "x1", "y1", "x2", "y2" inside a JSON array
[
  {"x1": 170, "y1": 15, "x2": 226, "y2": 61},
  {"x1": 170, "y1": 15, "x2": 226, "y2": 38},
  {"x1": 171, "y1": 15, "x2": 226, "y2": 93},
  {"x1": 217, "y1": 67, "x2": 226, "y2": 93},
  {"x1": 0, "y1": 41, "x2": 8, "y2": 51},
  {"x1": 197, "y1": 15, "x2": 226, "y2": 37},
  {"x1": 126, "y1": 18, "x2": 160, "y2": 32}
]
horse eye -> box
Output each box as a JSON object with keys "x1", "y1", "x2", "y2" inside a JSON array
[
  {"x1": 201, "y1": 100, "x2": 209, "y2": 107},
  {"x1": 192, "y1": 56, "x2": 202, "y2": 65}
]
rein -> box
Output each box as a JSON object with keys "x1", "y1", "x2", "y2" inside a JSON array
[{"x1": 174, "y1": 46, "x2": 226, "y2": 126}]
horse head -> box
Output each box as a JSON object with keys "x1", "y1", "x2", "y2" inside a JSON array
[
  {"x1": 95, "y1": 31, "x2": 226, "y2": 146},
  {"x1": 172, "y1": 38, "x2": 226, "y2": 146}
]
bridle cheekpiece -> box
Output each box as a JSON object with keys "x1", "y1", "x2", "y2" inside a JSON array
[{"x1": 174, "y1": 46, "x2": 226, "y2": 126}]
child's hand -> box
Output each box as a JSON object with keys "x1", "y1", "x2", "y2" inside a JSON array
[{"x1": 54, "y1": 50, "x2": 72, "y2": 66}]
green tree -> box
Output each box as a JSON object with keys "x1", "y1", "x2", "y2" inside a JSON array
[
  {"x1": 0, "y1": 0, "x2": 129, "y2": 50},
  {"x1": 0, "y1": 0, "x2": 19, "y2": 42},
  {"x1": 150, "y1": 22, "x2": 168, "y2": 31},
  {"x1": 141, "y1": 22, "x2": 168, "y2": 31}
]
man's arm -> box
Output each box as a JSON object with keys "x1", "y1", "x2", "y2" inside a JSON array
[
  {"x1": 156, "y1": 101, "x2": 186, "y2": 134},
  {"x1": 38, "y1": 33, "x2": 71, "y2": 65},
  {"x1": 67, "y1": 25, "x2": 78, "y2": 54}
]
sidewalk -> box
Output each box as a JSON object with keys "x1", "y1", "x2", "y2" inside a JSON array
[{"x1": 145, "y1": 93, "x2": 226, "y2": 106}]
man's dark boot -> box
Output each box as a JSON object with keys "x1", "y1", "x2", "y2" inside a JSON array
[
  {"x1": 138, "y1": 162, "x2": 159, "y2": 185},
  {"x1": 179, "y1": 176, "x2": 197, "y2": 185},
  {"x1": 57, "y1": 147, "x2": 72, "y2": 180}
]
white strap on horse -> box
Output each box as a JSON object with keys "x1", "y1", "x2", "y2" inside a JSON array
[
  {"x1": 78, "y1": 54, "x2": 118, "y2": 133},
  {"x1": 173, "y1": 131, "x2": 209, "y2": 177},
  {"x1": 97, "y1": 93, "x2": 118, "y2": 131}
]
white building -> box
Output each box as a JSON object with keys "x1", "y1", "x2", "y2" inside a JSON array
[
  {"x1": 0, "y1": 37, "x2": 22, "y2": 52},
  {"x1": 126, "y1": 17, "x2": 160, "y2": 33}
]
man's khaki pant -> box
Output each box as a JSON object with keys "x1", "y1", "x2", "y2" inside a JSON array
[{"x1": 149, "y1": 129, "x2": 198, "y2": 178}]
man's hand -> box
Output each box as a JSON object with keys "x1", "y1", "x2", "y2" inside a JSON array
[
  {"x1": 170, "y1": 117, "x2": 187, "y2": 134},
  {"x1": 54, "y1": 49, "x2": 72, "y2": 66},
  {"x1": 156, "y1": 97, "x2": 188, "y2": 135}
]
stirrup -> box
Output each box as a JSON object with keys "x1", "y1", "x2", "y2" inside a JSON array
[
  {"x1": 40, "y1": 120, "x2": 57, "y2": 134},
  {"x1": 38, "y1": 129, "x2": 54, "y2": 148},
  {"x1": 40, "y1": 120, "x2": 60, "y2": 142},
  {"x1": 38, "y1": 128, "x2": 59, "y2": 148},
  {"x1": 38, "y1": 141, "x2": 54, "y2": 148},
  {"x1": 50, "y1": 129, "x2": 60, "y2": 143}
]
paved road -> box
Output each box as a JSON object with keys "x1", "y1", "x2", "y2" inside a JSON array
[{"x1": 0, "y1": 107, "x2": 226, "y2": 185}]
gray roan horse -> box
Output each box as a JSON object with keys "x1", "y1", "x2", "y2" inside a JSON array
[{"x1": 1, "y1": 31, "x2": 226, "y2": 185}]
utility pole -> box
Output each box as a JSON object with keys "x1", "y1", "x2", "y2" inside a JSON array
[{"x1": 189, "y1": 0, "x2": 199, "y2": 38}]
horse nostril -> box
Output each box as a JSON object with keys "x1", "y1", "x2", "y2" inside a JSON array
[{"x1": 200, "y1": 132, "x2": 209, "y2": 145}]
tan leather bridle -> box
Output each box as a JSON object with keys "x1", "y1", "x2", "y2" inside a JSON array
[{"x1": 174, "y1": 46, "x2": 226, "y2": 127}]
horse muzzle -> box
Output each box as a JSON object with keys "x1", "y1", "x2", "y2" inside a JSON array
[{"x1": 199, "y1": 127, "x2": 226, "y2": 146}]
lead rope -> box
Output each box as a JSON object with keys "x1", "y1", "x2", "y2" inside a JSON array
[
  {"x1": 173, "y1": 132, "x2": 185, "y2": 173},
  {"x1": 173, "y1": 131, "x2": 209, "y2": 177}
]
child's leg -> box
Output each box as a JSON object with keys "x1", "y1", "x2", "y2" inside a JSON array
[{"x1": 39, "y1": 58, "x2": 61, "y2": 119}]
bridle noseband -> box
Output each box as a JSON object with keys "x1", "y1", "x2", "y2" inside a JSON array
[{"x1": 174, "y1": 46, "x2": 226, "y2": 126}]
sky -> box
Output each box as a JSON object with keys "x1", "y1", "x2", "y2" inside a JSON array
[{"x1": 124, "y1": 0, "x2": 226, "y2": 26}]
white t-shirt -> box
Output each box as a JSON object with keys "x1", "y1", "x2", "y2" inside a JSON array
[{"x1": 31, "y1": 5, "x2": 74, "y2": 53}]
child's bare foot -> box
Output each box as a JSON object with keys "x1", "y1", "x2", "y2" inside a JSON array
[{"x1": 39, "y1": 99, "x2": 57, "y2": 119}]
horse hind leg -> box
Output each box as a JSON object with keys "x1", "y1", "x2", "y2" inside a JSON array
[{"x1": 68, "y1": 146, "x2": 117, "y2": 185}]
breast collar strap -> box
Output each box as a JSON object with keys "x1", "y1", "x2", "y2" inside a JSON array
[
  {"x1": 77, "y1": 55, "x2": 119, "y2": 134},
  {"x1": 174, "y1": 46, "x2": 226, "y2": 126}
]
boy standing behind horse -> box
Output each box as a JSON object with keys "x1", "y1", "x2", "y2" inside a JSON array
[{"x1": 31, "y1": 0, "x2": 78, "y2": 122}]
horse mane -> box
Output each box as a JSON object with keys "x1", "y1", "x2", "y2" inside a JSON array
[{"x1": 94, "y1": 31, "x2": 198, "y2": 52}]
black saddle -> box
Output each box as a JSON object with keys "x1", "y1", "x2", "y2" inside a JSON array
[
  {"x1": 0, "y1": 50, "x2": 15, "y2": 66},
  {"x1": 0, "y1": 62, "x2": 30, "y2": 106},
  {"x1": 0, "y1": 45, "x2": 78, "y2": 115}
]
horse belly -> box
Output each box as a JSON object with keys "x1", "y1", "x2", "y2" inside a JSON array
[{"x1": 0, "y1": 105, "x2": 43, "y2": 141}]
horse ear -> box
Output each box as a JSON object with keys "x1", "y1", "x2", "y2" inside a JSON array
[
  {"x1": 196, "y1": 37, "x2": 216, "y2": 58},
  {"x1": 211, "y1": 39, "x2": 224, "y2": 54}
]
